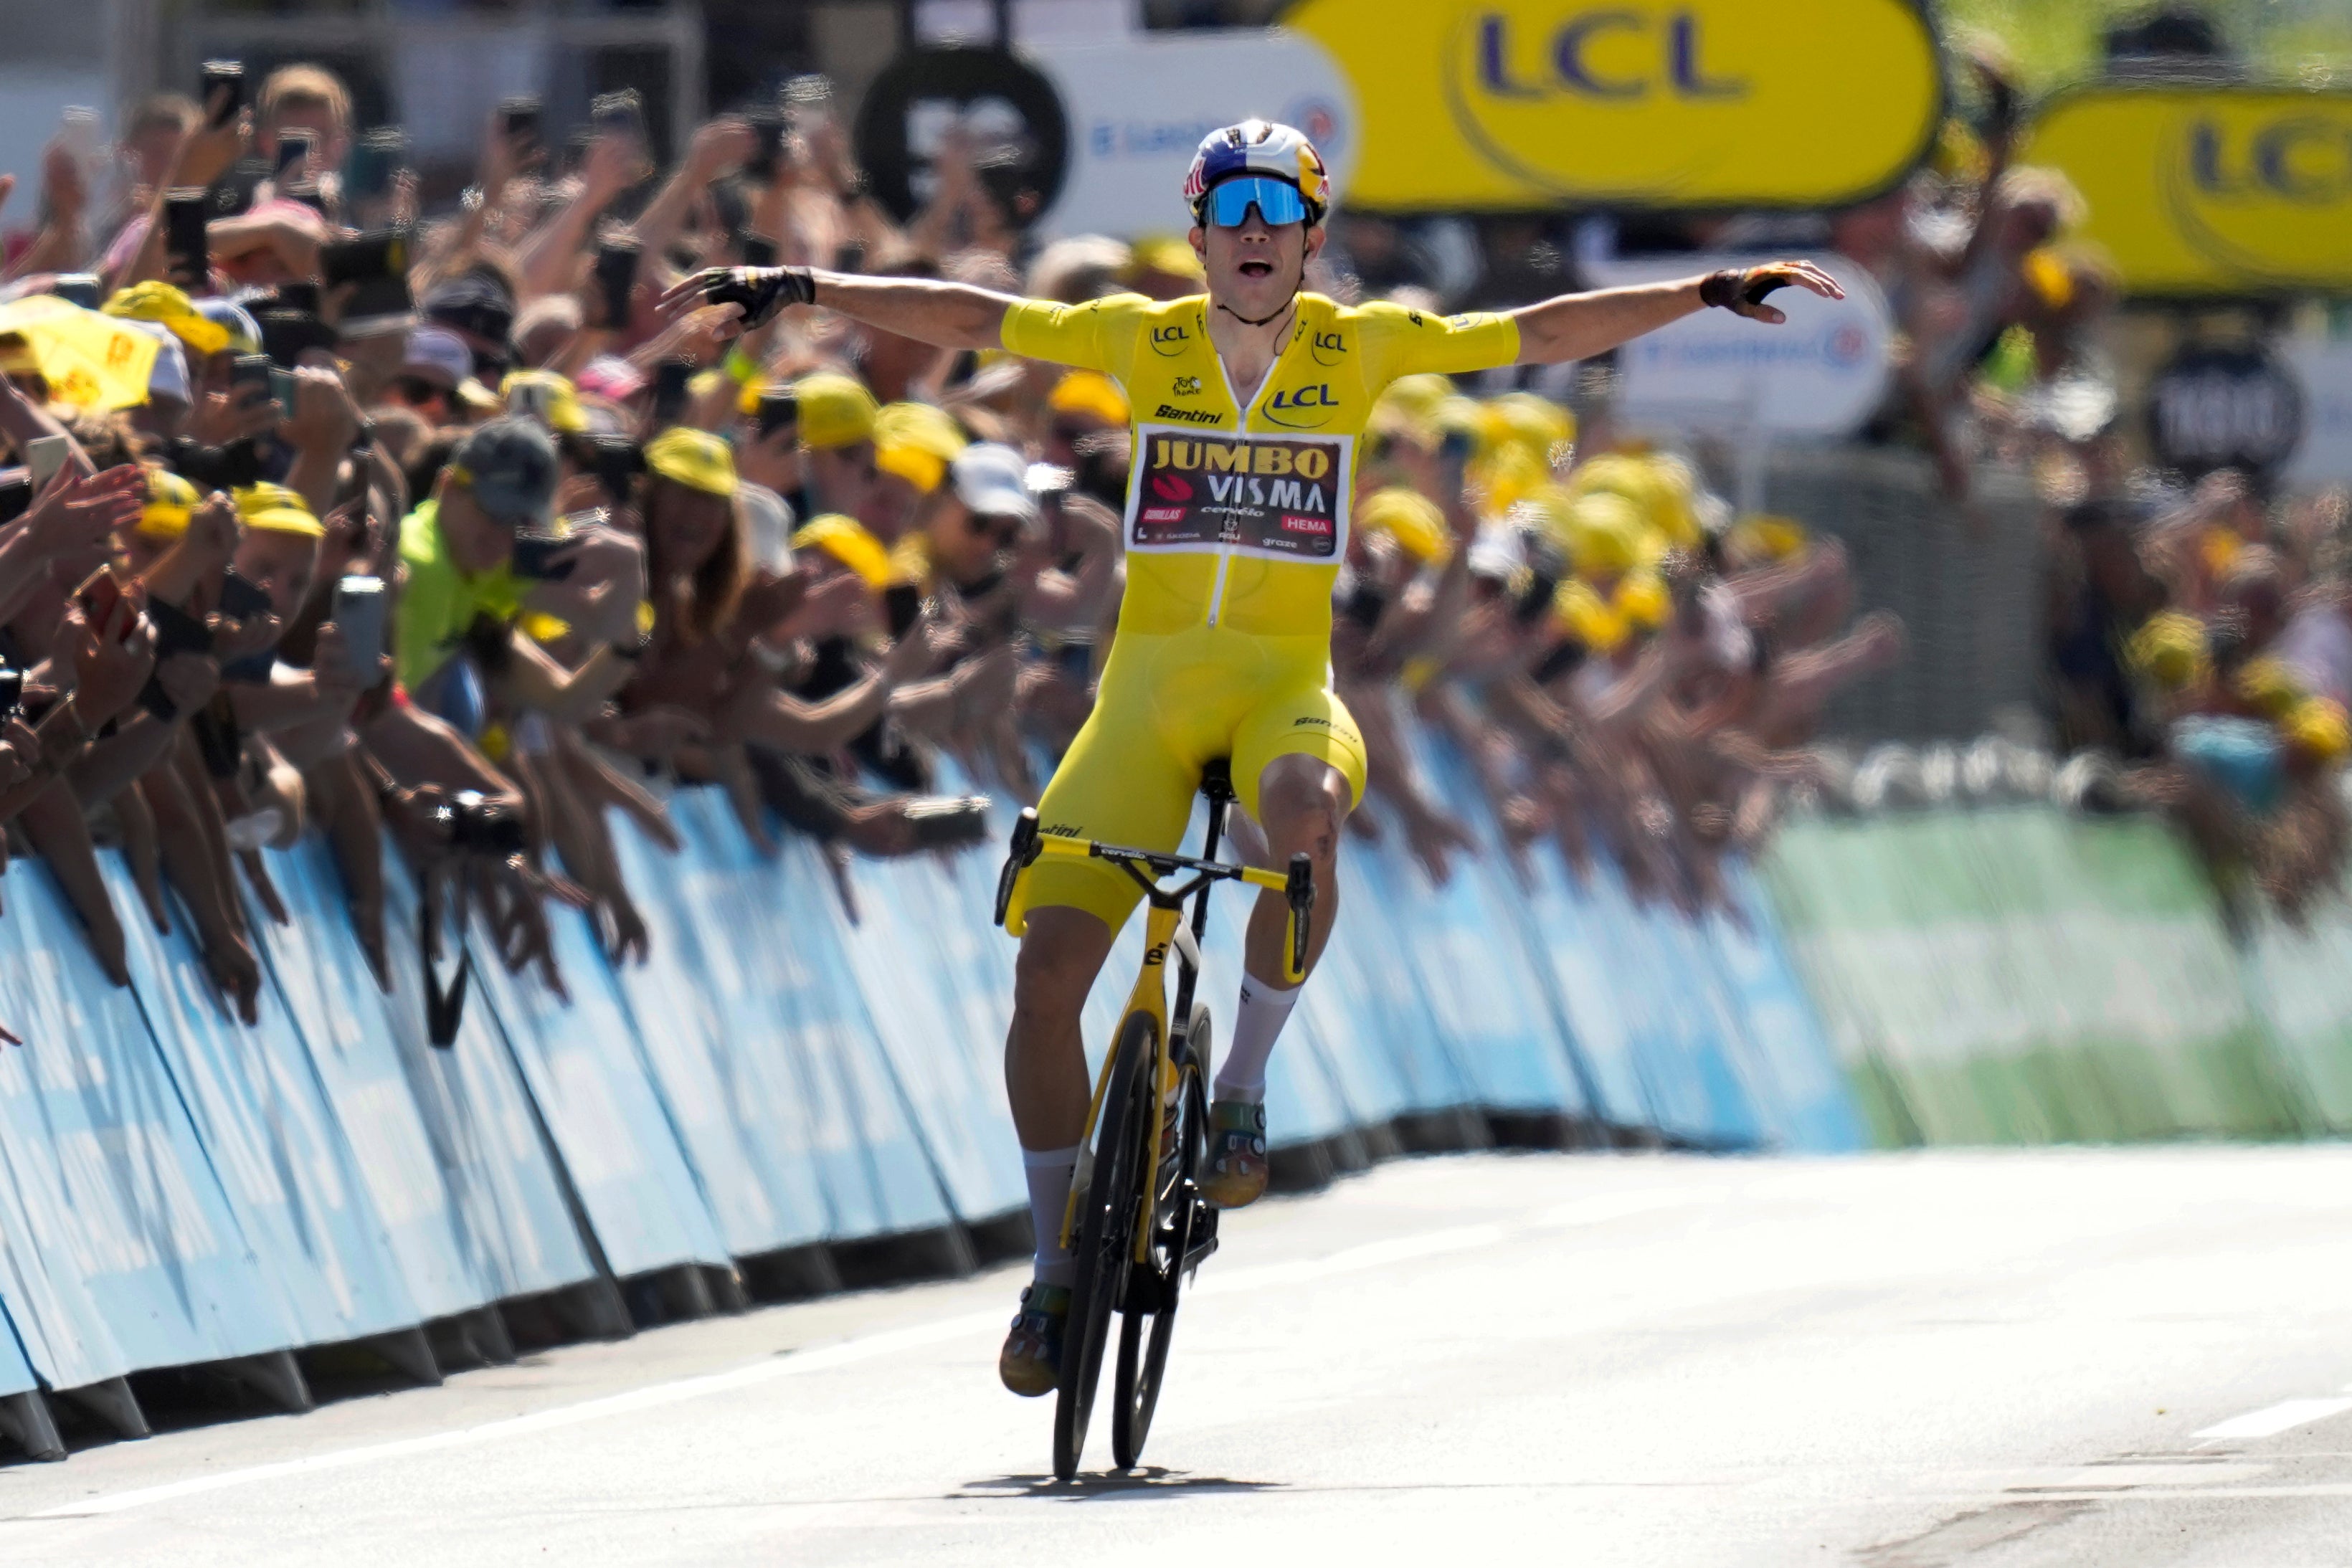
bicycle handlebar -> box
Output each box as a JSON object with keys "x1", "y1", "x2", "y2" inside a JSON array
[{"x1": 994, "y1": 808, "x2": 1314, "y2": 965}]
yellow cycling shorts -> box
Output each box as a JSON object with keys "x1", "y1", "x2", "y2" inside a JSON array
[{"x1": 1005, "y1": 626, "x2": 1367, "y2": 938}]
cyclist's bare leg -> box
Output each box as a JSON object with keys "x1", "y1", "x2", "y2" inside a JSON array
[{"x1": 1205, "y1": 755, "x2": 1350, "y2": 1207}]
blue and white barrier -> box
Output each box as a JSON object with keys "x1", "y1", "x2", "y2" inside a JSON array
[{"x1": 0, "y1": 726, "x2": 1859, "y2": 1455}]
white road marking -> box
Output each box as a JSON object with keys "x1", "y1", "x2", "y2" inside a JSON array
[
  {"x1": 30, "y1": 1184, "x2": 1710, "y2": 1522},
  {"x1": 2194, "y1": 1397, "x2": 2352, "y2": 1441}
]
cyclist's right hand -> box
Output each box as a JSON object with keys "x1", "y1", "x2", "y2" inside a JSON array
[{"x1": 658, "y1": 267, "x2": 815, "y2": 333}]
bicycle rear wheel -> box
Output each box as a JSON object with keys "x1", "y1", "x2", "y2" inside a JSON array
[
  {"x1": 1053, "y1": 1010, "x2": 1155, "y2": 1481},
  {"x1": 1113, "y1": 1003, "x2": 1210, "y2": 1470}
]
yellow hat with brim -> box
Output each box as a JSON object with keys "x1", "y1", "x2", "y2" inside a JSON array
[
  {"x1": 794, "y1": 371, "x2": 879, "y2": 450},
  {"x1": 1377, "y1": 374, "x2": 1455, "y2": 430},
  {"x1": 138, "y1": 467, "x2": 201, "y2": 539},
  {"x1": 1360, "y1": 485, "x2": 1451, "y2": 565},
  {"x1": 103, "y1": 281, "x2": 232, "y2": 358},
  {"x1": 232, "y1": 480, "x2": 323, "y2": 538},
  {"x1": 873, "y1": 401, "x2": 969, "y2": 495},
  {"x1": 792, "y1": 514, "x2": 890, "y2": 590},
  {"x1": 1048, "y1": 370, "x2": 1130, "y2": 429},
  {"x1": 1564, "y1": 490, "x2": 1647, "y2": 579},
  {"x1": 2128, "y1": 610, "x2": 2209, "y2": 690},
  {"x1": 1552, "y1": 579, "x2": 1628, "y2": 652},
  {"x1": 1615, "y1": 568, "x2": 1669, "y2": 631},
  {"x1": 645, "y1": 426, "x2": 737, "y2": 498},
  {"x1": 1127, "y1": 235, "x2": 1205, "y2": 283},
  {"x1": 2285, "y1": 697, "x2": 2351, "y2": 764},
  {"x1": 500, "y1": 369, "x2": 588, "y2": 434},
  {"x1": 1727, "y1": 513, "x2": 1808, "y2": 565},
  {"x1": 2234, "y1": 654, "x2": 2306, "y2": 721}
]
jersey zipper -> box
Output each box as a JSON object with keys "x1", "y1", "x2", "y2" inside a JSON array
[{"x1": 1204, "y1": 550, "x2": 1233, "y2": 627}]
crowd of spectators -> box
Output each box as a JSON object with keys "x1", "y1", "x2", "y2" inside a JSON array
[{"x1": 0, "y1": 60, "x2": 1905, "y2": 1032}]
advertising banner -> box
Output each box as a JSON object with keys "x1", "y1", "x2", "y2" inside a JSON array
[
  {"x1": 1129, "y1": 427, "x2": 1352, "y2": 561},
  {"x1": 1025, "y1": 29, "x2": 1357, "y2": 239},
  {"x1": 1284, "y1": 0, "x2": 1940, "y2": 210},
  {"x1": 2024, "y1": 87, "x2": 2352, "y2": 295}
]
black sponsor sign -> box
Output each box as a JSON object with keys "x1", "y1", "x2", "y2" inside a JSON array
[
  {"x1": 1128, "y1": 427, "x2": 1350, "y2": 561},
  {"x1": 2147, "y1": 343, "x2": 2305, "y2": 478}
]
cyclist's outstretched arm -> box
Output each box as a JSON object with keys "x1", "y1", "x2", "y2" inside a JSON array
[
  {"x1": 1509, "y1": 261, "x2": 1841, "y2": 366},
  {"x1": 663, "y1": 267, "x2": 1018, "y2": 352}
]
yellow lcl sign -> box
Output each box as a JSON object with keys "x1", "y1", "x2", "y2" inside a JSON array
[
  {"x1": 2026, "y1": 88, "x2": 2352, "y2": 295},
  {"x1": 1284, "y1": 0, "x2": 1941, "y2": 209}
]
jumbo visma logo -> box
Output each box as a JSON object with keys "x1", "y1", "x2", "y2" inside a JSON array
[
  {"x1": 1285, "y1": 0, "x2": 1941, "y2": 209},
  {"x1": 2026, "y1": 88, "x2": 2352, "y2": 293}
]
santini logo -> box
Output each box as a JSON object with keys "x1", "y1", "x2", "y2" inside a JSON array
[{"x1": 1156, "y1": 404, "x2": 1223, "y2": 424}]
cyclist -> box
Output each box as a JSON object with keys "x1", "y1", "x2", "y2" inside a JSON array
[{"x1": 666, "y1": 120, "x2": 1838, "y2": 1397}]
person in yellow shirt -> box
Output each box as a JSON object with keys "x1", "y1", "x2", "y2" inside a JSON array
[{"x1": 668, "y1": 119, "x2": 1838, "y2": 1397}]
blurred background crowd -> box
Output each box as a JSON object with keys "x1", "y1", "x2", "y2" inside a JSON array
[{"x1": 0, "y1": 0, "x2": 2346, "y2": 1029}]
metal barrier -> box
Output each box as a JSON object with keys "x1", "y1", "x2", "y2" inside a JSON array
[{"x1": 0, "y1": 721, "x2": 1862, "y2": 1460}]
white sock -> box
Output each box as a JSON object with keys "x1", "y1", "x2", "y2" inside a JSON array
[
  {"x1": 1023, "y1": 1144, "x2": 1081, "y2": 1287},
  {"x1": 1213, "y1": 974, "x2": 1299, "y2": 1106}
]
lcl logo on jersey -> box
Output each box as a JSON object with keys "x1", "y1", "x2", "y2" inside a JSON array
[
  {"x1": 1309, "y1": 329, "x2": 1348, "y2": 367},
  {"x1": 1150, "y1": 323, "x2": 1193, "y2": 357},
  {"x1": 1264, "y1": 382, "x2": 1339, "y2": 427}
]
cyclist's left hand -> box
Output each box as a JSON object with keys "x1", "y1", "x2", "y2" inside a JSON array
[{"x1": 1699, "y1": 261, "x2": 1843, "y2": 325}]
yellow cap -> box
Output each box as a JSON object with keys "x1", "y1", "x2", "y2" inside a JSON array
[
  {"x1": 2023, "y1": 247, "x2": 2074, "y2": 310},
  {"x1": 2234, "y1": 654, "x2": 2306, "y2": 720},
  {"x1": 1552, "y1": 578, "x2": 1628, "y2": 652},
  {"x1": 499, "y1": 369, "x2": 587, "y2": 434},
  {"x1": 1479, "y1": 392, "x2": 1575, "y2": 466},
  {"x1": 102, "y1": 282, "x2": 231, "y2": 357},
  {"x1": 138, "y1": 466, "x2": 201, "y2": 539},
  {"x1": 793, "y1": 371, "x2": 879, "y2": 450},
  {"x1": 1126, "y1": 234, "x2": 1205, "y2": 283},
  {"x1": 1048, "y1": 369, "x2": 1131, "y2": 429},
  {"x1": 1569, "y1": 453, "x2": 1700, "y2": 549},
  {"x1": 1476, "y1": 444, "x2": 1547, "y2": 518},
  {"x1": 1614, "y1": 568, "x2": 1669, "y2": 631},
  {"x1": 1726, "y1": 513, "x2": 1808, "y2": 566},
  {"x1": 2284, "y1": 696, "x2": 2351, "y2": 764},
  {"x1": 644, "y1": 426, "x2": 737, "y2": 498},
  {"x1": 232, "y1": 481, "x2": 323, "y2": 538},
  {"x1": 2128, "y1": 610, "x2": 2209, "y2": 690},
  {"x1": 873, "y1": 401, "x2": 969, "y2": 495},
  {"x1": 1563, "y1": 490, "x2": 1647, "y2": 579},
  {"x1": 1376, "y1": 374, "x2": 1454, "y2": 429},
  {"x1": 2198, "y1": 526, "x2": 2244, "y2": 581},
  {"x1": 791, "y1": 514, "x2": 891, "y2": 589},
  {"x1": 1359, "y1": 486, "x2": 1451, "y2": 565}
]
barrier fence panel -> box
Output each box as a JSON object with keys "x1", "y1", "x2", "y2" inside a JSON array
[
  {"x1": 466, "y1": 902, "x2": 733, "y2": 1280},
  {"x1": 2243, "y1": 907, "x2": 2352, "y2": 1134},
  {"x1": 250, "y1": 841, "x2": 490, "y2": 1323},
  {"x1": 0, "y1": 857, "x2": 298, "y2": 1390},
  {"x1": 107, "y1": 857, "x2": 422, "y2": 1351}
]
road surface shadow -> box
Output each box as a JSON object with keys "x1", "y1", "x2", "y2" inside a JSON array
[{"x1": 961, "y1": 1468, "x2": 1283, "y2": 1501}]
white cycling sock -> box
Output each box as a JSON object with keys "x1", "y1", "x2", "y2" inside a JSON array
[
  {"x1": 1024, "y1": 1144, "x2": 1081, "y2": 1287},
  {"x1": 1213, "y1": 974, "x2": 1299, "y2": 1106}
]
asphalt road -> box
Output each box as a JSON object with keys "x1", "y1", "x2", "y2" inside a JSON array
[{"x1": 8, "y1": 1145, "x2": 2352, "y2": 1566}]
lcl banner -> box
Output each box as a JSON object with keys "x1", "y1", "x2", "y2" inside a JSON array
[
  {"x1": 1279, "y1": 0, "x2": 1942, "y2": 210},
  {"x1": 2025, "y1": 87, "x2": 2352, "y2": 295}
]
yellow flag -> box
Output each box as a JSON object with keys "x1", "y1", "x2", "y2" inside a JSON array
[{"x1": 0, "y1": 295, "x2": 161, "y2": 411}]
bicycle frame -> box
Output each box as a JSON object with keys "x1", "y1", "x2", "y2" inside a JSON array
[{"x1": 1002, "y1": 814, "x2": 1305, "y2": 1265}]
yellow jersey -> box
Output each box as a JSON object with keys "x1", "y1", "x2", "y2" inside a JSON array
[{"x1": 1001, "y1": 291, "x2": 1519, "y2": 640}]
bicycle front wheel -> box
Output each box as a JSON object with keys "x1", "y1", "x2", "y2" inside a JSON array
[
  {"x1": 1053, "y1": 1009, "x2": 1155, "y2": 1481},
  {"x1": 1113, "y1": 1002, "x2": 1210, "y2": 1470}
]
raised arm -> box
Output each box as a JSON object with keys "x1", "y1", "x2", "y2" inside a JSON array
[
  {"x1": 1509, "y1": 262, "x2": 1843, "y2": 366},
  {"x1": 660, "y1": 266, "x2": 1018, "y2": 353}
]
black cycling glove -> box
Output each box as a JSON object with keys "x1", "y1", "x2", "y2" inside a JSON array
[
  {"x1": 1699, "y1": 266, "x2": 1798, "y2": 315},
  {"x1": 696, "y1": 267, "x2": 817, "y2": 328}
]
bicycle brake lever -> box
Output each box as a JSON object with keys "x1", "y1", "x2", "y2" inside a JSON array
[{"x1": 994, "y1": 808, "x2": 1040, "y2": 928}]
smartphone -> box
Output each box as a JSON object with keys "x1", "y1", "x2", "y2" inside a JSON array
[
  {"x1": 508, "y1": 379, "x2": 554, "y2": 427},
  {"x1": 883, "y1": 583, "x2": 924, "y2": 640},
  {"x1": 0, "y1": 667, "x2": 21, "y2": 723},
  {"x1": 744, "y1": 111, "x2": 787, "y2": 181},
  {"x1": 265, "y1": 366, "x2": 299, "y2": 416},
  {"x1": 218, "y1": 569, "x2": 274, "y2": 621},
  {"x1": 201, "y1": 60, "x2": 245, "y2": 130},
  {"x1": 592, "y1": 240, "x2": 640, "y2": 331},
  {"x1": 650, "y1": 359, "x2": 693, "y2": 426},
  {"x1": 753, "y1": 390, "x2": 799, "y2": 442},
  {"x1": 509, "y1": 531, "x2": 577, "y2": 582},
  {"x1": 27, "y1": 435, "x2": 72, "y2": 497},
  {"x1": 580, "y1": 436, "x2": 643, "y2": 502},
  {"x1": 321, "y1": 229, "x2": 409, "y2": 288},
  {"x1": 230, "y1": 351, "x2": 272, "y2": 393},
  {"x1": 0, "y1": 474, "x2": 29, "y2": 526},
  {"x1": 146, "y1": 596, "x2": 215, "y2": 660},
  {"x1": 275, "y1": 282, "x2": 321, "y2": 316},
  {"x1": 346, "y1": 128, "x2": 405, "y2": 204},
  {"x1": 74, "y1": 566, "x2": 131, "y2": 642},
  {"x1": 49, "y1": 273, "x2": 102, "y2": 309},
  {"x1": 591, "y1": 90, "x2": 647, "y2": 148},
  {"x1": 499, "y1": 96, "x2": 542, "y2": 143},
  {"x1": 783, "y1": 75, "x2": 833, "y2": 132},
  {"x1": 164, "y1": 190, "x2": 211, "y2": 288},
  {"x1": 330, "y1": 575, "x2": 387, "y2": 678},
  {"x1": 274, "y1": 129, "x2": 314, "y2": 182}
]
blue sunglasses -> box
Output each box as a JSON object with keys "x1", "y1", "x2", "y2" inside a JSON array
[{"x1": 1201, "y1": 176, "x2": 1310, "y2": 229}]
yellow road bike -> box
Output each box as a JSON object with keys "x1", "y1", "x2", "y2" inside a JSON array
[{"x1": 995, "y1": 761, "x2": 1313, "y2": 1481}]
